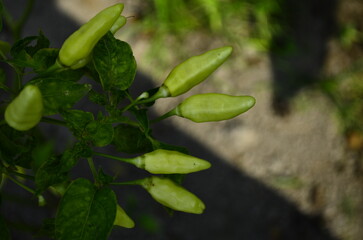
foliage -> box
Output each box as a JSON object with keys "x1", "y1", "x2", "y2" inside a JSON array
[{"x1": 0, "y1": 2, "x2": 255, "y2": 239}]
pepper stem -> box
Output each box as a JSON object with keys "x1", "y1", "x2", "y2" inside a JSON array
[
  {"x1": 122, "y1": 85, "x2": 170, "y2": 112},
  {"x1": 150, "y1": 108, "x2": 177, "y2": 124},
  {"x1": 87, "y1": 157, "x2": 98, "y2": 182},
  {"x1": 6, "y1": 174, "x2": 35, "y2": 194},
  {"x1": 110, "y1": 178, "x2": 146, "y2": 186},
  {"x1": 138, "y1": 85, "x2": 170, "y2": 104},
  {"x1": 93, "y1": 152, "x2": 139, "y2": 166}
]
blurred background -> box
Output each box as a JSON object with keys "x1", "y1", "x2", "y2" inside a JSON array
[{"x1": 1, "y1": 0, "x2": 363, "y2": 239}]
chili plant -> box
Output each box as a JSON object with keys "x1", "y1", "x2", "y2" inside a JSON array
[{"x1": 0, "y1": 3, "x2": 255, "y2": 239}]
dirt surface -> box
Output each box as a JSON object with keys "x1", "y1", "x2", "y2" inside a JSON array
[{"x1": 1, "y1": 0, "x2": 363, "y2": 239}]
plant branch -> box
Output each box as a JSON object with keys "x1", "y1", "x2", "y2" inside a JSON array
[
  {"x1": 110, "y1": 179, "x2": 145, "y2": 186},
  {"x1": 7, "y1": 169, "x2": 35, "y2": 180},
  {"x1": 93, "y1": 152, "x2": 136, "y2": 165},
  {"x1": 87, "y1": 157, "x2": 98, "y2": 182},
  {"x1": 150, "y1": 108, "x2": 176, "y2": 123},
  {"x1": 121, "y1": 86, "x2": 169, "y2": 113},
  {"x1": 3, "y1": 0, "x2": 35, "y2": 40},
  {"x1": 6, "y1": 175, "x2": 35, "y2": 194}
]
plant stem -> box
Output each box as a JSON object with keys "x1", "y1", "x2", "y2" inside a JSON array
[
  {"x1": 110, "y1": 179, "x2": 145, "y2": 186},
  {"x1": 14, "y1": 67, "x2": 23, "y2": 93},
  {"x1": 93, "y1": 152, "x2": 136, "y2": 165},
  {"x1": 121, "y1": 86, "x2": 169, "y2": 112},
  {"x1": 87, "y1": 157, "x2": 98, "y2": 181},
  {"x1": 150, "y1": 108, "x2": 176, "y2": 123},
  {"x1": 30, "y1": 61, "x2": 64, "y2": 80},
  {"x1": 6, "y1": 175, "x2": 35, "y2": 194},
  {"x1": 8, "y1": 169, "x2": 35, "y2": 180},
  {"x1": 41, "y1": 117, "x2": 67, "y2": 126},
  {"x1": 16, "y1": 0, "x2": 35, "y2": 39},
  {"x1": 3, "y1": 0, "x2": 35, "y2": 41},
  {"x1": 0, "y1": 82, "x2": 12, "y2": 93}
]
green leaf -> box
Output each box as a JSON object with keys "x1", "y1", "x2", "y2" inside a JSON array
[
  {"x1": 55, "y1": 178, "x2": 117, "y2": 240},
  {"x1": 61, "y1": 109, "x2": 94, "y2": 138},
  {"x1": 131, "y1": 108, "x2": 149, "y2": 133},
  {"x1": 88, "y1": 90, "x2": 108, "y2": 106},
  {"x1": 0, "y1": 127, "x2": 32, "y2": 166},
  {"x1": 11, "y1": 36, "x2": 38, "y2": 58},
  {"x1": 61, "y1": 110, "x2": 114, "y2": 147},
  {"x1": 35, "y1": 156, "x2": 68, "y2": 193},
  {"x1": 85, "y1": 60, "x2": 101, "y2": 83},
  {"x1": 112, "y1": 124, "x2": 153, "y2": 154},
  {"x1": 9, "y1": 45, "x2": 35, "y2": 68},
  {"x1": 32, "y1": 48, "x2": 59, "y2": 72},
  {"x1": 92, "y1": 32, "x2": 136, "y2": 90},
  {"x1": 9, "y1": 32, "x2": 50, "y2": 68},
  {"x1": 29, "y1": 78, "x2": 91, "y2": 115},
  {"x1": 0, "y1": 214, "x2": 11, "y2": 240},
  {"x1": 109, "y1": 88, "x2": 127, "y2": 107},
  {"x1": 32, "y1": 141, "x2": 54, "y2": 172},
  {"x1": 97, "y1": 168, "x2": 115, "y2": 185},
  {"x1": 60, "y1": 142, "x2": 91, "y2": 172},
  {"x1": 59, "y1": 147, "x2": 80, "y2": 173},
  {"x1": 85, "y1": 121, "x2": 114, "y2": 147}
]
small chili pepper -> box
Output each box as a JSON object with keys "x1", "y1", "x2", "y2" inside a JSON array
[
  {"x1": 4, "y1": 85, "x2": 43, "y2": 131},
  {"x1": 130, "y1": 149, "x2": 211, "y2": 174},
  {"x1": 110, "y1": 16, "x2": 127, "y2": 35},
  {"x1": 58, "y1": 4, "x2": 124, "y2": 69},
  {"x1": 114, "y1": 204, "x2": 135, "y2": 228},
  {"x1": 156, "y1": 93, "x2": 255, "y2": 123},
  {"x1": 142, "y1": 176, "x2": 205, "y2": 214},
  {"x1": 153, "y1": 46, "x2": 233, "y2": 99}
]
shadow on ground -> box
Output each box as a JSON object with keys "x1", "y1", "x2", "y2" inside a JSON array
[
  {"x1": 1, "y1": 1, "x2": 339, "y2": 239},
  {"x1": 269, "y1": 0, "x2": 338, "y2": 116}
]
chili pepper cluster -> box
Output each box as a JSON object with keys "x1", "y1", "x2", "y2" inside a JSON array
[{"x1": 1, "y1": 3, "x2": 255, "y2": 237}]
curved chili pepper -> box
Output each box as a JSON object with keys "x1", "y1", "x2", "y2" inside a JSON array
[
  {"x1": 5, "y1": 85, "x2": 43, "y2": 131},
  {"x1": 131, "y1": 149, "x2": 211, "y2": 174},
  {"x1": 58, "y1": 4, "x2": 124, "y2": 69},
  {"x1": 142, "y1": 176, "x2": 205, "y2": 214}
]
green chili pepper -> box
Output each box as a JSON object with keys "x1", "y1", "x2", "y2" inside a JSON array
[
  {"x1": 142, "y1": 176, "x2": 205, "y2": 214},
  {"x1": 5, "y1": 85, "x2": 43, "y2": 131},
  {"x1": 151, "y1": 46, "x2": 233, "y2": 99},
  {"x1": 156, "y1": 93, "x2": 255, "y2": 123},
  {"x1": 130, "y1": 149, "x2": 211, "y2": 174},
  {"x1": 58, "y1": 3, "x2": 124, "y2": 69},
  {"x1": 114, "y1": 204, "x2": 135, "y2": 228},
  {"x1": 110, "y1": 16, "x2": 127, "y2": 35}
]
